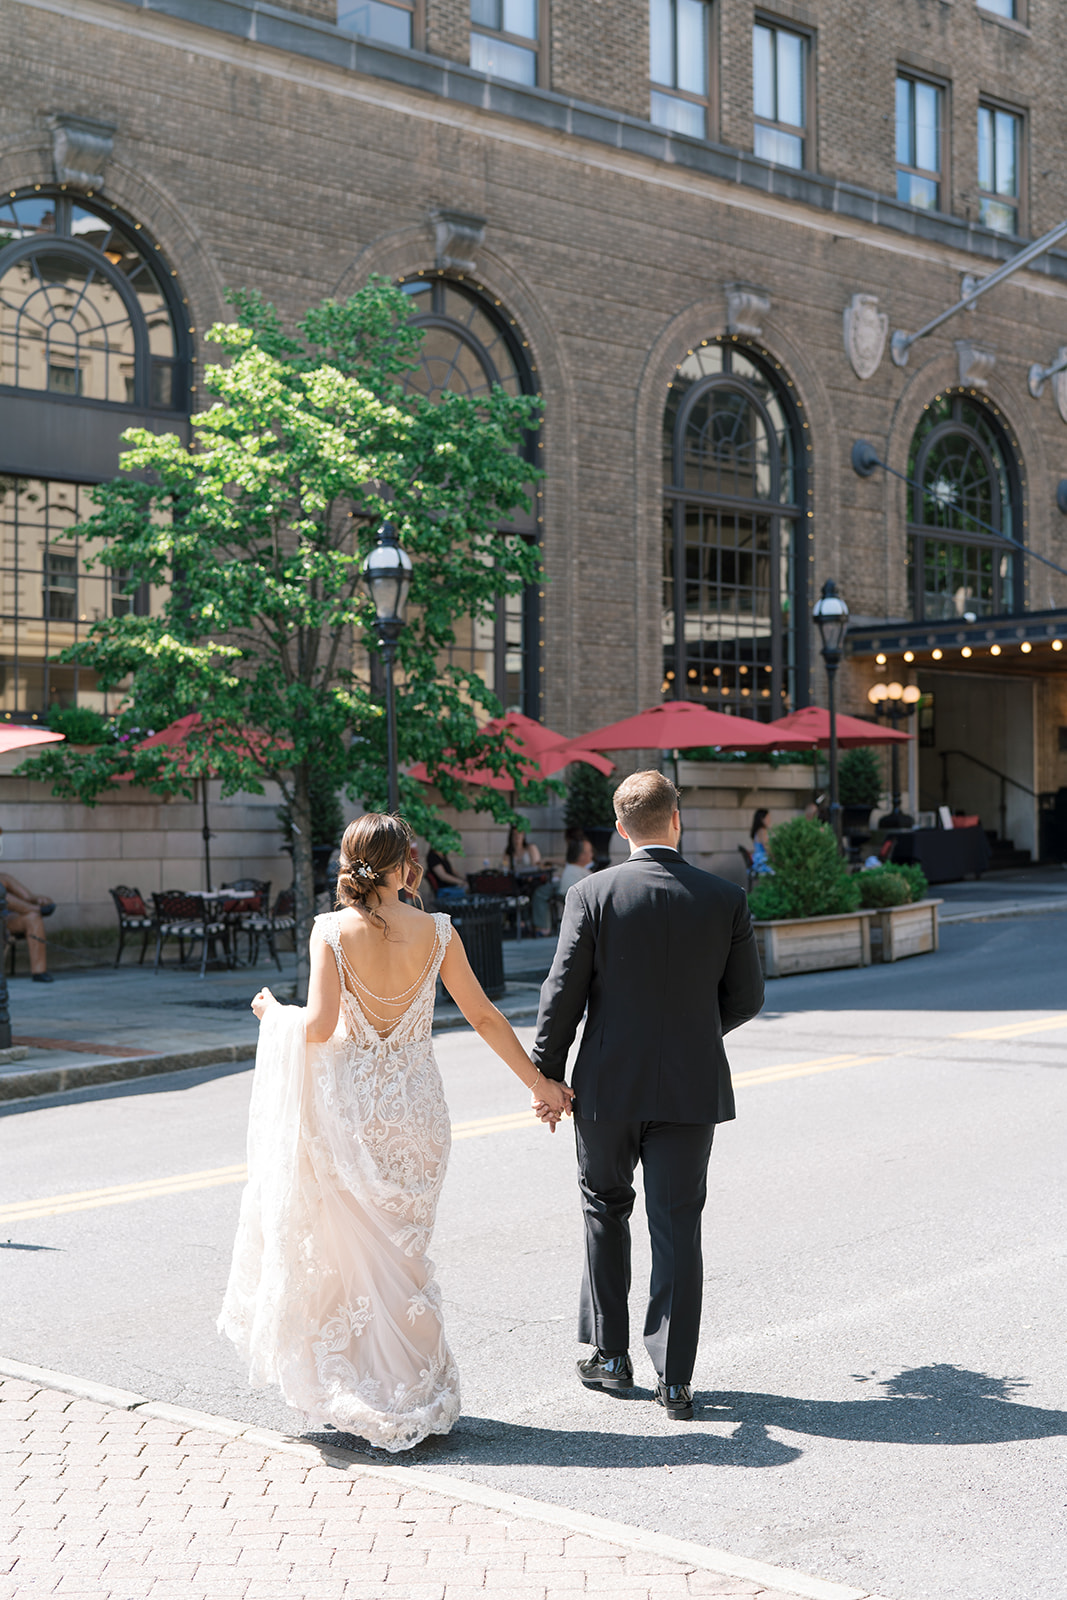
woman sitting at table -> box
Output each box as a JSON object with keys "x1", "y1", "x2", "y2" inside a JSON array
[
  {"x1": 503, "y1": 827, "x2": 554, "y2": 935},
  {"x1": 750, "y1": 809, "x2": 774, "y2": 876},
  {"x1": 0, "y1": 872, "x2": 56, "y2": 983}
]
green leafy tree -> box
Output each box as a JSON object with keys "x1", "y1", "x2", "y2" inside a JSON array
[
  {"x1": 748, "y1": 815, "x2": 861, "y2": 920},
  {"x1": 20, "y1": 279, "x2": 550, "y2": 991}
]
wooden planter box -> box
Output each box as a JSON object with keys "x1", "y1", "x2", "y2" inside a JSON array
[
  {"x1": 869, "y1": 898, "x2": 942, "y2": 963},
  {"x1": 754, "y1": 910, "x2": 875, "y2": 977}
]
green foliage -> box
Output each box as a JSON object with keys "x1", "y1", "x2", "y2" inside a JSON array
[
  {"x1": 564, "y1": 764, "x2": 617, "y2": 831},
  {"x1": 838, "y1": 746, "x2": 884, "y2": 808},
  {"x1": 748, "y1": 816, "x2": 861, "y2": 921},
  {"x1": 47, "y1": 706, "x2": 112, "y2": 745},
  {"x1": 17, "y1": 275, "x2": 550, "y2": 849},
  {"x1": 892, "y1": 861, "x2": 929, "y2": 903},
  {"x1": 857, "y1": 867, "x2": 911, "y2": 909}
]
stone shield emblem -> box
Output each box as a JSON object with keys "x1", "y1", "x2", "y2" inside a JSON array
[{"x1": 843, "y1": 293, "x2": 888, "y2": 380}]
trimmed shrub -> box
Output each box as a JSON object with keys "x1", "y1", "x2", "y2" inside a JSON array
[
  {"x1": 838, "y1": 746, "x2": 884, "y2": 808},
  {"x1": 748, "y1": 816, "x2": 861, "y2": 921},
  {"x1": 892, "y1": 861, "x2": 929, "y2": 903},
  {"x1": 564, "y1": 763, "x2": 617, "y2": 831},
  {"x1": 858, "y1": 867, "x2": 911, "y2": 909}
]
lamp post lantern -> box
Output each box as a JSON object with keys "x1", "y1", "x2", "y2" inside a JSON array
[
  {"x1": 867, "y1": 680, "x2": 921, "y2": 828},
  {"x1": 362, "y1": 521, "x2": 412, "y2": 814},
  {"x1": 813, "y1": 579, "x2": 850, "y2": 847}
]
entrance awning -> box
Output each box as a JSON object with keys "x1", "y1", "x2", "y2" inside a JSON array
[{"x1": 846, "y1": 608, "x2": 1067, "y2": 673}]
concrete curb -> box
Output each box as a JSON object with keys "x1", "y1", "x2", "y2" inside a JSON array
[
  {"x1": 0, "y1": 1041, "x2": 258, "y2": 1103},
  {"x1": 938, "y1": 898, "x2": 1067, "y2": 924},
  {"x1": 0, "y1": 1354, "x2": 895, "y2": 1600}
]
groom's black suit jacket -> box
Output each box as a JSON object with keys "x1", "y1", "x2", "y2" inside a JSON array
[{"x1": 532, "y1": 846, "x2": 764, "y2": 1123}]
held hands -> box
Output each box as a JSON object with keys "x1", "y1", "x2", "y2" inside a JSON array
[
  {"x1": 251, "y1": 987, "x2": 278, "y2": 1021},
  {"x1": 530, "y1": 1072, "x2": 574, "y2": 1134}
]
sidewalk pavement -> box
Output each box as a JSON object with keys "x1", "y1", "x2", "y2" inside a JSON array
[
  {"x1": 0, "y1": 939, "x2": 555, "y2": 1104},
  {"x1": 0, "y1": 1359, "x2": 892, "y2": 1600}
]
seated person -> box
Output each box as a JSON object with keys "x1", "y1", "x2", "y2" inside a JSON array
[
  {"x1": 426, "y1": 845, "x2": 466, "y2": 903},
  {"x1": 558, "y1": 835, "x2": 594, "y2": 895},
  {"x1": 750, "y1": 809, "x2": 774, "y2": 875},
  {"x1": 503, "y1": 826, "x2": 543, "y2": 874},
  {"x1": 0, "y1": 872, "x2": 56, "y2": 983}
]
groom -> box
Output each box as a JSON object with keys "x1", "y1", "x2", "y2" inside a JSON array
[{"x1": 532, "y1": 769, "x2": 764, "y2": 1419}]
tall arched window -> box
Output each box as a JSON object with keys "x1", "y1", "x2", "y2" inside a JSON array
[
  {"x1": 662, "y1": 341, "x2": 806, "y2": 719},
  {"x1": 0, "y1": 191, "x2": 190, "y2": 718},
  {"x1": 0, "y1": 192, "x2": 188, "y2": 410},
  {"x1": 906, "y1": 393, "x2": 1021, "y2": 620},
  {"x1": 401, "y1": 274, "x2": 539, "y2": 716}
]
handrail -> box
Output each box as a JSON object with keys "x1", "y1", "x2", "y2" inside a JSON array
[{"x1": 939, "y1": 748, "x2": 1036, "y2": 842}]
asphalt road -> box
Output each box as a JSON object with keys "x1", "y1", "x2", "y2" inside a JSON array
[{"x1": 2, "y1": 913, "x2": 1065, "y2": 1600}]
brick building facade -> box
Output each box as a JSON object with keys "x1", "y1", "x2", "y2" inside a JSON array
[{"x1": 4, "y1": 0, "x2": 1067, "y2": 863}]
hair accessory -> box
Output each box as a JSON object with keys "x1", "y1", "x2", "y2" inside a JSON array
[{"x1": 350, "y1": 857, "x2": 379, "y2": 883}]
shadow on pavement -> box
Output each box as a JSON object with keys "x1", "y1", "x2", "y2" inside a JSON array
[
  {"x1": 0, "y1": 1058, "x2": 254, "y2": 1118},
  {"x1": 304, "y1": 1365, "x2": 1066, "y2": 1471}
]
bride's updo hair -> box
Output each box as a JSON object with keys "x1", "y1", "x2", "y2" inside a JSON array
[{"x1": 336, "y1": 813, "x2": 422, "y2": 929}]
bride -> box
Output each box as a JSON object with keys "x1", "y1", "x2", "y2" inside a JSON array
[{"x1": 218, "y1": 812, "x2": 572, "y2": 1453}]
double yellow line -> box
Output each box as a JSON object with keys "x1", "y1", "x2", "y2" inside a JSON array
[{"x1": 952, "y1": 1012, "x2": 1067, "y2": 1041}]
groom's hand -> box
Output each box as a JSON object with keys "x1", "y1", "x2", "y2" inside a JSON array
[{"x1": 532, "y1": 1081, "x2": 573, "y2": 1133}]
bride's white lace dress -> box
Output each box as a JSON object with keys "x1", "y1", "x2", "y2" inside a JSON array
[{"x1": 219, "y1": 910, "x2": 460, "y2": 1452}]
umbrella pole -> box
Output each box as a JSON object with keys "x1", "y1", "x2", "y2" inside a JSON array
[{"x1": 201, "y1": 775, "x2": 213, "y2": 891}]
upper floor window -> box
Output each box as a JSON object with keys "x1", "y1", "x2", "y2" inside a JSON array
[
  {"x1": 0, "y1": 192, "x2": 186, "y2": 410},
  {"x1": 649, "y1": 0, "x2": 709, "y2": 140},
  {"x1": 752, "y1": 20, "x2": 807, "y2": 169},
  {"x1": 470, "y1": 0, "x2": 540, "y2": 86},
  {"x1": 978, "y1": 104, "x2": 1022, "y2": 234},
  {"x1": 337, "y1": 0, "x2": 414, "y2": 47},
  {"x1": 978, "y1": 0, "x2": 1017, "y2": 17},
  {"x1": 896, "y1": 75, "x2": 942, "y2": 211}
]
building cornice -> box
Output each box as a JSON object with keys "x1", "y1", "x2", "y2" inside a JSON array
[{"x1": 13, "y1": 0, "x2": 1067, "y2": 294}]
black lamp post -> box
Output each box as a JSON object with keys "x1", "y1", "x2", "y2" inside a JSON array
[
  {"x1": 813, "y1": 578, "x2": 850, "y2": 847},
  {"x1": 867, "y1": 680, "x2": 920, "y2": 828},
  {"x1": 362, "y1": 521, "x2": 412, "y2": 815}
]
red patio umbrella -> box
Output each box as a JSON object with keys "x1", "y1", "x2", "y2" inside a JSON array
[
  {"x1": 410, "y1": 711, "x2": 615, "y2": 793},
  {"x1": 0, "y1": 725, "x2": 65, "y2": 753},
  {"x1": 134, "y1": 713, "x2": 292, "y2": 888},
  {"x1": 572, "y1": 700, "x2": 780, "y2": 752},
  {"x1": 766, "y1": 706, "x2": 911, "y2": 749}
]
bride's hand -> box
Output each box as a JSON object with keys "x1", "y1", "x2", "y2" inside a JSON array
[
  {"x1": 251, "y1": 987, "x2": 277, "y2": 1020},
  {"x1": 532, "y1": 1075, "x2": 573, "y2": 1131}
]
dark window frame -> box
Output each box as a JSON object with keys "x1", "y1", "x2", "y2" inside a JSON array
[
  {"x1": 649, "y1": 0, "x2": 716, "y2": 141},
  {"x1": 399, "y1": 272, "x2": 543, "y2": 719},
  {"x1": 752, "y1": 12, "x2": 815, "y2": 172},
  {"x1": 469, "y1": 0, "x2": 548, "y2": 89},
  {"x1": 336, "y1": 0, "x2": 423, "y2": 50},
  {"x1": 661, "y1": 342, "x2": 809, "y2": 720},
  {"x1": 906, "y1": 392, "x2": 1024, "y2": 623},
  {"x1": 977, "y1": 97, "x2": 1027, "y2": 236},
  {"x1": 895, "y1": 70, "x2": 949, "y2": 214}
]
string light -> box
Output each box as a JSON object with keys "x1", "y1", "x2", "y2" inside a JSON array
[
  {"x1": 990, "y1": 644, "x2": 1002, "y2": 656},
  {"x1": 1021, "y1": 641, "x2": 1032, "y2": 653},
  {"x1": 932, "y1": 649, "x2": 943, "y2": 660},
  {"x1": 961, "y1": 646, "x2": 972, "y2": 658},
  {"x1": 904, "y1": 651, "x2": 915, "y2": 662}
]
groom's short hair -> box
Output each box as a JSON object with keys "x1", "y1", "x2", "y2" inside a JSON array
[{"x1": 613, "y1": 770, "x2": 679, "y2": 837}]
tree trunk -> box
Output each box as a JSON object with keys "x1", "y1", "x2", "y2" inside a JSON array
[{"x1": 291, "y1": 763, "x2": 316, "y2": 1003}]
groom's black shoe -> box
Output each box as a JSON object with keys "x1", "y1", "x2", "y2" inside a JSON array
[
  {"x1": 654, "y1": 1382, "x2": 694, "y2": 1420},
  {"x1": 577, "y1": 1349, "x2": 634, "y2": 1391}
]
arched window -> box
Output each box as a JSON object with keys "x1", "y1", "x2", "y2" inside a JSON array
[
  {"x1": 662, "y1": 342, "x2": 806, "y2": 719},
  {"x1": 0, "y1": 191, "x2": 189, "y2": 718},
  {"x1": 906, "y1": 393, "x2": 1021, "y2": 620},
  {"x1": 0, "y1": 191, "x2": 188, "y2": 410},
  {"x1": 401, "y1": 274, "x2": 539, "y2": 716}
]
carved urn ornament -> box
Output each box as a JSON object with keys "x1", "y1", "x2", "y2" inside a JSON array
[{"x1": 843, "y1": 293, "x2": 888, "y2": 380}]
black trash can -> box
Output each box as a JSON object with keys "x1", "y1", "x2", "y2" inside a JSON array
[{"x1": 442, "y1": 895, "x2": 506, "y2": 999}]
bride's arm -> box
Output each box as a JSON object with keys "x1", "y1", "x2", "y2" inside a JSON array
[
  {"x1": 251, "y1": 929, "x2": 340, "y2": 1043},
  {"x1": 439, "y1": 932, "x2": 574, "y2": 1123}
]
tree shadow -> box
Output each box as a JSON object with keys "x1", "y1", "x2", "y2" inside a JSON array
[
  {"x1": 302, "y1": 1365, "x2": 1066, "y2": 1471},
  {"x1": 0, "y1": 1058, "x2": 254, "y2": 1118}
]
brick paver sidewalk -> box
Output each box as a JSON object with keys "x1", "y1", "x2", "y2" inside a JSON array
[{"x1": 1, "y1": 1370, "x2": 888, "y2": 1600}]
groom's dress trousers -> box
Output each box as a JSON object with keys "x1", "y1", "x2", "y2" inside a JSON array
[{"x1": 533, "y1": 846, "x2": 764, "y2": 1385}]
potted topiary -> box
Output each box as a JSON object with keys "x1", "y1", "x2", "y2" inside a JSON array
[
  {"x1": 858, "y1": 861, "x2": 941, "y2": 962},
  {"x1": 564, "y1": 764, "x2": 618, "y2": 868},
  {"x1": 838, "y1": 746, "x2": 884, "y2": 833},
  {"x1": 748, "y1": 815, "x2": 874, "y2": 976}
]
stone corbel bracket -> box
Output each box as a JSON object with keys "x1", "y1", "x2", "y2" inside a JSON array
[
  {"x1": 955, "y1": 338, "x2": 996, "y2": 389},
  {"x1": 431, "y1": 209, "x2": 487, "y2": 272},
  {"x1": 47, "y1": 113, "x2": 116, "y2": 189},
  {"x1": 843, "y1": 292, "x2": 888, "y2": 379},
  {"x1": 724, "y1": 282, "x2": 771, "y2": 338}
]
